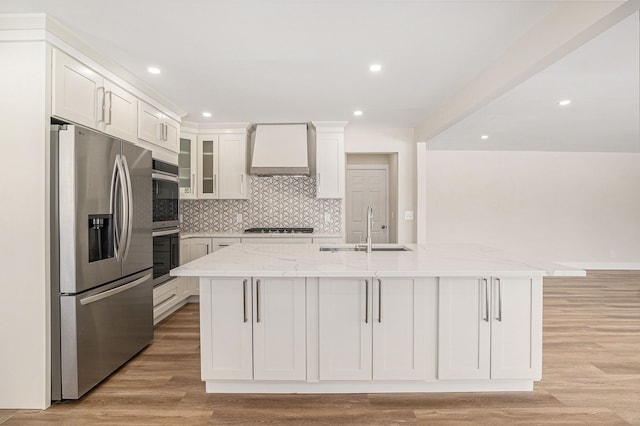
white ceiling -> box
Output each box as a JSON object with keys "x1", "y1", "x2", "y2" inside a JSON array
[
  {"x1": 428, "y1": 11, "x2": 640, "y2": 153},
  {"x1": 0, "y1": 1, "x2": 637, "y2": 152}
]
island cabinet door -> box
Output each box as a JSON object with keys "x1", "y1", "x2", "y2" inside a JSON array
[
  {"x1": 372, "y1": 278, "x2": 431, "y2": 380},
  {"x1": 253, "y1": 277, "x2": 306, "y2": 381},
  {"x1": 318, "y1": 278, "x2": 372, "y2": 380},
  {"x1": 490, "y1": 277, "x2": 543, "y2": 380},
  {"x1": 200, "y1": 278, "x2": 253, "y2": 380},
  {"x1": 438, "y1": 277, "x2": 491, "y2": 380}
]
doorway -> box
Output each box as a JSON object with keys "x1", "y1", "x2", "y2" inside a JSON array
[{"x1": 345, "y1": 153, "x2": 398, "y2": 244}]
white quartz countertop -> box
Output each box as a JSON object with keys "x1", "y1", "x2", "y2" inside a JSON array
[
  {"x1": 181, "y1": 232, "x2": 342, "y2": 239},
  {"x1": 171, "y1": 243, "x2": 585, "y2": 278}
]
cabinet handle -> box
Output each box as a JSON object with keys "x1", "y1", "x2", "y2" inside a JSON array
[
  {"x1": 97, "y1": 87, "x2": 105, "y2": 124},
  {"x1": 243, "y1": 279, "x2": 248, "y2": 323},
  {"x1": 364, "y1": 279, "x2": 369, "y2": 323},
  {"x1": 206, "y1": 244, "x2": 210, "y2": 255},
  {"x1": 496, "y1": 278, "x2": 502, "y2": 322},
  {"x1": 256, "y1": 279, "x2": 261, "y2": 323},
  {"x1": 317, "y1": 173, "x2": 321, "y2": 190},
  {"x1": 213, "y1": 174, "x2": 217, "y2": 194},
  {"x1": 483, "y1": 278, "x2": 489, "y2": 322},
  {"x1": 377, "y1": 279, "x2": 382, "y2": 323},
  {"x1": 240, "y1": 173, "x2": 244, "y2": 193},
  {"x1": 191, "y1": 173, "x2": 195, "y2": 193},
  {"x1": 106, "y1": 91, "x2": 113, "y2": 125}
]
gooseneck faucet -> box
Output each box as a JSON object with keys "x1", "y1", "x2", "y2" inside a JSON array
[{"x1": 366, "y1": 205, "x2": 373, "y2": 253}]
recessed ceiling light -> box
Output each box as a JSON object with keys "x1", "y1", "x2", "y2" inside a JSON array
[
  {"x1": 147, "y1": 67, "x2": 161, "y2": 74},
  {"x1": 354, "y1": 110, "x2": 363, "y2": 116},
  {"x1": 202, "y1": 112, "x2": 212, "y2": 118},
  {"x1": 480, "y1": 135, "x2": 489, "y2": 140},
  {"x1": 558, "y1": 99, "x2": 572, "y2": 106},
  {"x1": 369, "y1": 64, "x2": 382, "y2": 73}
]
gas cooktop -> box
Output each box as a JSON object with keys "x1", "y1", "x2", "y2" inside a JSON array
[{"x1": 244, "y1": 227, "x2": 314, "y2": 234}]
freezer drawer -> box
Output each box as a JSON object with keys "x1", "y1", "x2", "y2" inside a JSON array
[{"x1": 59, "y1": 270, "x2": 153, "y2": 399}]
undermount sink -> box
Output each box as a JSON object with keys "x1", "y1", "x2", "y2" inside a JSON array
[{"x1": 319, "y1": 244, "x2": 412, "y2": 252}]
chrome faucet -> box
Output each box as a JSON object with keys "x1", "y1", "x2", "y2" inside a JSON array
[{"x1": 365, "y1": 205, "x2": 373, "y2": 253}]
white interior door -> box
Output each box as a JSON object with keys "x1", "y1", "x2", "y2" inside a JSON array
[{"x1": 346, "y1": 167, "x2": 389, "y2": 244}]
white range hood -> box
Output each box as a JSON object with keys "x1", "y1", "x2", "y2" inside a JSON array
[{"x1": 250, "y1": 124, "x2": 310, "y2": 175}]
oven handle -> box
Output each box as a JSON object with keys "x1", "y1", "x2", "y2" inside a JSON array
[
  {"x1": 152, "y1": 229, "x2": 180, "y2": 237},
  {"x1": 152, "y1": 172, "x2": 179, "y2": 183}
]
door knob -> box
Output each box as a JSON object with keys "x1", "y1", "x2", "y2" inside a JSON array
[{"x1": 381, "y1": 225, "x2": 386, "y2": 229}]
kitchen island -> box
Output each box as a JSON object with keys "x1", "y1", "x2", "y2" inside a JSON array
[{"x1": 171, "y1": 243, "x2": 583, "y2": 394}]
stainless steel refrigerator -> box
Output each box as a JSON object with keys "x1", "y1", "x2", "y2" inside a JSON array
[{"x1": 50, "y1": 124, "x2": 153, "y2": 400}]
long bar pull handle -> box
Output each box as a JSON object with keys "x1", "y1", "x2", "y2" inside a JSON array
[
  {"x1": 496, "y1": 278, "x2": 503, "y2": 322},
  {"x1": 97, "y1": 87, "x2": 105, "y2": 124},
  {"x1": 191, "y1": 173, "x2": 195, "y2": 194},
  {"x1": 364, "y1": 279, "x2": 369, "y2": 323},
  {"x1": 483, "y1": 278, "x2": 489, "y2": 322},
  {"x1": 110, "y1": 156, "x2": 120, "y2": 260},
  {"x1": 256, "y1": 279, "x2": 261, "y2": 323},
  {"x1": 377, "y1": 279, "x2": 382, "y2": 323},
  {"x1": 243, "y1": 279, "x2": 248, "y2": 323},
  {"x1": 240, "y1": 173, "x2": 244, "y2": 193},
  {"x1": 106, "y1": 91, "x2": 113, "y2": 125},
  {"x1": 81, "y1": 273, "x2": 151, "y2": 305}
]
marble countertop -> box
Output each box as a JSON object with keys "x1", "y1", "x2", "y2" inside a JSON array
[
  {"x1": 181, "y1": 232, "x2": 343, "y2": 239},
  {"x1": 171, "y1": 243, "x2": 585, "y2": 278}
]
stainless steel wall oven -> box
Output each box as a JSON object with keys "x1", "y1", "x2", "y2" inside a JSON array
[{"x1": 152, "y1": 159, "x2": 180, "y2": 286}]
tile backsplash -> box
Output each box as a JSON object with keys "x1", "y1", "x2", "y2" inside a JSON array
[{"x1": 180, "y1": 176, "x2": 342, "y2": 233}]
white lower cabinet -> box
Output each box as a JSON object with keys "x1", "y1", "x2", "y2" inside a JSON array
[
  {"x1": 318, "y1": 277, "x2": 433, "y2": 381},
  {"x1": 201, "y1": 277, "x2": 306, "y2": 381},
  {"x1": 318, "y1": 278, "x2": 372, "y2": 380},
  {"x1": 438, "y1": 276, "x2": 542, "y2": 380},
  {"x1": 253, "y1": 278, "x2": 306, "y2": 380}
]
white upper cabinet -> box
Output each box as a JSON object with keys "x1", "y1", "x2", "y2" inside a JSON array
[
  {"x1": 102, "y1": 78, "x2": 137, "y2": 141},
  {"x1": 312, "y1": 121, "x2": 346, "y2": 199},
  {"x1": 218, "y1": 133, "x2": 248, "y2": 199},
  {"x1": 52, "y1": 49, "x2": 103, "y2": 129},
  {"x1": 52, "y1": 50, "x2": 138, "y2": 142},
  {"x1": 196, "y1": 132, "x2": 248, "y2": 200},
  {"x1": 438, "y1": 276, "x2": 542, "y2": 380},
  {"x1": 138, "y1": 100, "x2": 179, "y2": 153}
]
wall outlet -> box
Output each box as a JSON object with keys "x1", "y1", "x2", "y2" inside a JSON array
[
  {"x1": 179, "y1": 213, "x2": 184, "y2": 223},
  {"x1": 404, "y1": 211, "x2": 414, "y2": 220},
  {"x1": 324, "y1": 212, "x2": 331, "y2": 224},
  {"x1": 236, "y1": 213, "x2": 243, "y2": 224}
]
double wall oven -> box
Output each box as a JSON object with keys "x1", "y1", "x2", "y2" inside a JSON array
[{"x1": 152, "y1": 159, "x2": 180, "y2": 286}]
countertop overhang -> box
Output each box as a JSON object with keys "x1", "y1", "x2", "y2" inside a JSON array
[{"x1": 170, "y1": 243, "x2": 585, "y2": 278}]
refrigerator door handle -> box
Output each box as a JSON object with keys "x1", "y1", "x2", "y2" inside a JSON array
[
  {"x1": 80, "y1": 273, "x2": 152, "y2": 305},
  {"x1": 120, "y1": 155, "x2": 134, "y2": 261},
  {"x1": 110, "y1": 154, "x2": 124, "y2": 260}
]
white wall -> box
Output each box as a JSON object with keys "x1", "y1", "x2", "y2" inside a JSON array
[
  {"x1": 0, "y1": 41, "x2": 50, "y2": 408},
  {"x1": 424, "y1": 150, "x2": 640, "y2": 264},
  {"x1": 345, "y1": 127, "x2": 416, "y2": 243}
]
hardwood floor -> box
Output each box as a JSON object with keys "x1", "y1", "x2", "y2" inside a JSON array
[{"x1": 2, "y1": 270, "x2": 639, "y2": 425}]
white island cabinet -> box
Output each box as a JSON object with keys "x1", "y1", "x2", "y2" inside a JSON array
[
  {"x1": 438, "y1": 277, "x2": 542, "y2": 381},
  {"x1": 318, "y1": 277, "x2": 435, "y2": 381},
  {"x1": 171, "y1": 242, "x2": 582, "y2": 394},
  {"x1": 200, "y1": 277, "x2": 306, "y2": 382}
]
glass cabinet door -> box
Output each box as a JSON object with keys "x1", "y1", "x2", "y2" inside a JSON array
[
  {"x1": 197, "y1": 135, "x2": 218, "y2": 199},
  {"x1": 178, "y1": 134, "x2": 197, "y2": 199}
]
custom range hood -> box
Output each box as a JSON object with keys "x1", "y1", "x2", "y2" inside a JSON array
[{"x1": 250, "y1": 123, "x2": 310, "y2": 175}]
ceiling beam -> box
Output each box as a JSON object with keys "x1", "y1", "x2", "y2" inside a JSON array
[{"x1": 415, "y1": 1, "x2": 640, "y2": 143}]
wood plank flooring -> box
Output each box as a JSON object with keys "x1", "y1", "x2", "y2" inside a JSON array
[{"x1": 2, "y1": 270, "x2": 639, "y2": 425}]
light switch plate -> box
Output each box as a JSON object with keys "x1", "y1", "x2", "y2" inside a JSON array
[{"x1": 404, "y1": 211, "x2": 414, "y2": 220}]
